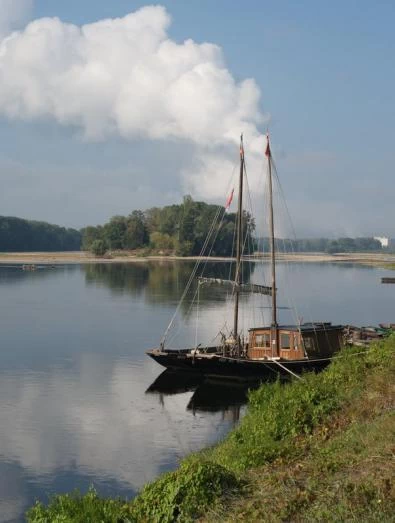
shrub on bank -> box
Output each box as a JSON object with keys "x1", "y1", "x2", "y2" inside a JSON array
[{"x1": 129, "y1": 460, "x2": 238, "y2": 522}]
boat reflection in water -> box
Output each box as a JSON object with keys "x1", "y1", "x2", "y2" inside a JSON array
[{"x1": 146, "y1": 370, "x2": 274, "y2": 422}]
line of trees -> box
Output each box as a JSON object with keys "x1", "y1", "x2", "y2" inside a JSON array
[
  {"x1": 0, "y1": 216, "x2": 81, "y2": 252},
  {"x1": 0, "y1": 209, "x2": 385, "y2": 256},
  {"x1": 257, "y1": 237, "x2": 383, "y2": 253},
  {"x1": 81, "y1": 196, "x2": 255, "y2": 257}
]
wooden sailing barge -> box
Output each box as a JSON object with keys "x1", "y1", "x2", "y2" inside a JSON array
[{"x1": 147, "y1": 135, "x2": 343, "y2": 379}]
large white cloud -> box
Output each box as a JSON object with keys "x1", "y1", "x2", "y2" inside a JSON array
[
  {"x1": 0, "y1": 6, "x2": 265, "y2": 146},
  {"x1": 0, "y1": 4, "x2": 270, "y2": 205}
]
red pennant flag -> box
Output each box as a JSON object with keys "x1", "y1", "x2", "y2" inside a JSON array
[{"x1": 225, "y1": 188, "x2": 234, "y2": 210}]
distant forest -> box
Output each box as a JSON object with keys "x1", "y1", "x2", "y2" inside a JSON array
[
  {"x1": 0, "y1": 203, "x2": 386, "y2": 255},
  {"x1": 0, "y1": 216, "x2": 81, "y2": 252}
]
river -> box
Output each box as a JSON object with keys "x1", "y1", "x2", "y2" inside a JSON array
[{"x1": 0, "y1": 261, "x2": 393, "y2": 522}]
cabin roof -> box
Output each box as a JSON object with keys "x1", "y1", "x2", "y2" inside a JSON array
[{"x1": 248, "y1": 322, "x2": 343, "y2": 333}]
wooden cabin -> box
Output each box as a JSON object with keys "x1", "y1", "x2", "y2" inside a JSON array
[{"x1": 248, "y1": 323, "x2": 343, "y2": 360}]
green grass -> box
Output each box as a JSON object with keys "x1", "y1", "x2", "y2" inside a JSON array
[
  {"x1": 205, "y1": 340, "x2": 394, "y2": 522},
  {"x1": 27, "y1": 487, "x2": 132, "y2": 523},
  {"x1": 27, "y1": 338, "x2": 395, "y2": 522}
]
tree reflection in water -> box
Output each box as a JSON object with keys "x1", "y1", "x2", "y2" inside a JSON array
[{"x1": 83, "y1": 261, "x2": 256, "y2": 315}]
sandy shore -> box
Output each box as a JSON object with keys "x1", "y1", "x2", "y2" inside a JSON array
[{"x1": 0, "y1": 251, "x2": 395, "y2": 266}]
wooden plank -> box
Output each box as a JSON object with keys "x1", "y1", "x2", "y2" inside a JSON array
[{"x1": 382, "y1": 277, "x2": 395, "y2": 284}]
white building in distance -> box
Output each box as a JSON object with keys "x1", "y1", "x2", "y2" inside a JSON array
[{"x1": 374, "y1": 236, "x2": 389, "y2": 248}]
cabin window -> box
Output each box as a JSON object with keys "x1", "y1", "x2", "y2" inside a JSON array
[
  {"x1": 254, "y1": 333, "x2": 270, "y2": 348},
  {"x1": 280, "y1": 333, "x2": 291, "y2": 349}
]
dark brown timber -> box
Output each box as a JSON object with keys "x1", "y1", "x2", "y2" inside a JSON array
[{"x1": 382, "y1": 277, "x2": 395, "y2": 284}]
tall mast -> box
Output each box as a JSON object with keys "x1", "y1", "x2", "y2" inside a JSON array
[
  {"x1": 266, "y1": 135, "x2": 279, "y2": 356},
  {"x1": 233, "y1": 134, "x2": 244, "y2": 355}
]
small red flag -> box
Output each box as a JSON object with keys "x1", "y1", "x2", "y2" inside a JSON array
[{"x1": 225, "y1": 188, "x2": 234, "y2": 210}]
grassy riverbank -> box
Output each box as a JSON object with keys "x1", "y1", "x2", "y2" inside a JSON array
[{"x1": 27, "y1": 338, "x2": 394, "y2": 522}]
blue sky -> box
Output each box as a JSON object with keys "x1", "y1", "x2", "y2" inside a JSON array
[{"x1": 0, "y1": 0, "x2": 394, "y2": 236}]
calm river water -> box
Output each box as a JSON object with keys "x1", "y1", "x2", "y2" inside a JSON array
[{"x1": 0, "y1": 261, "x2": 393, "y2": 522}]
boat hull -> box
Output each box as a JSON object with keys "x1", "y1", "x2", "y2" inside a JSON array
[{"x1": 146, "y1": 349, "x2": 332, "y2": 380}]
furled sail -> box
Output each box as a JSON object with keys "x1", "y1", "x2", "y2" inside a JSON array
[{"x1": 198, "y1": 277, "x2": 273, "y2": 296}]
